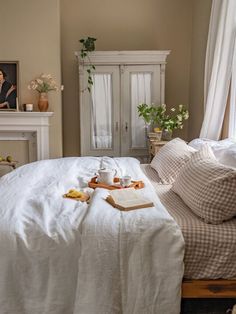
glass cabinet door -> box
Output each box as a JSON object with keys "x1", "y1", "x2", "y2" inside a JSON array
[
  {"x1": 80, "y1": 66, "x2": 120, "y2": 156},
  {"x1": 121, "y1": 65, "x2": 161, "y2": 157},
  {"x1": 91, "y1": 73, "x2": 113, "y2": 149}
]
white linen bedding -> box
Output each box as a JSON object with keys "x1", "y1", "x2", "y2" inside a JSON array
[{"x1": 0, "y1": 156, "x2": 184, "y2": 314}]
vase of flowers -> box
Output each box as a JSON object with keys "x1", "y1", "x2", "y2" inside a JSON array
[
  {"x1": 137, "y1": 103, "x2": 189, "y2": 140},
  {"x1": 38, "y1": 92, "x2": 49, "y2": 112},
  {"x1": 28, "y1": 74, "x2": 60, "y2": 112}
]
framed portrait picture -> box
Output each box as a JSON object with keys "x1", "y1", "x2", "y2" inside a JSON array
[{"x1": 0, "y1": 61, "x2": 19, "y2": 111}]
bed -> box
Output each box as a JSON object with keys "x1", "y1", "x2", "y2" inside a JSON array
[{"x1": 0, "y1": 156, "x2": 184, "y2": 314}]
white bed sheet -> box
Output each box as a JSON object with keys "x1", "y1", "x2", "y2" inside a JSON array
[{"x1": 0, "y1": 157, "x2": 184, "y2": 314}]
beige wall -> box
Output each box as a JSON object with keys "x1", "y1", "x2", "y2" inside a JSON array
[
  {"x1": 0, "y1": 0, "x2": 62, "y2": 159},
  {"x1": 61, "y1": 0, "x2": 193, "y2": 156},
  {"x1": 188, "y1": 0, "x2": 212, "y2": 140},
  {"x1": 0, "y1": 1, "x2": 212, "y2": 161}
]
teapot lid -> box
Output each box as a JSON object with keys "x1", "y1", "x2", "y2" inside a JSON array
[{"x1": 98, "y1": 168, "x2": 113, "y2": 173}]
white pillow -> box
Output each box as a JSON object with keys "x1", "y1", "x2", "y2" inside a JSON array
[
  {"x1": 150, "y1": 138, "x2": 196, "y2": 184},
  {"x1": 188, "y1": 138, "x2": 235, "y2": 160},
  {"x1": 218, "y1": 144, "x2": 236, "y2": 168},
  {"x1": 172, "y1": 145, "x2": 236, "y2": 224},
  {"x1": 188, "y1": 138, "x2": 235, "y2": 150}
]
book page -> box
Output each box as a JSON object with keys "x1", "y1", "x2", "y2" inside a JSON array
[{"x1": 109, "y1": 188, "x2": 152, "y2": 207}]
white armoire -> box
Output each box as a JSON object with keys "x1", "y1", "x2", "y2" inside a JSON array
[{"x1": 76, "y1": 51, "x2": 170, "y2": 158}]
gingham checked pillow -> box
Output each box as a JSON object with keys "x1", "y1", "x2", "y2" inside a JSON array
[
  {"x1": 172, "y1": 145, "x2": 236, "y2": 224},
  {"x1": 150, "y1": 138, "x2": 196, "y2": 184}
]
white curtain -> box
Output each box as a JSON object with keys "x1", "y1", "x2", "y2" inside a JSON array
[
  {"x1": 200, "y1": 0, "x2": 236, "y2": 140},
  {"x1": 131, "y1": 73, "x2": 151, "y2": 148},
  {"x1": 91, "y1": 74, "x2": 112, "y2": 149},
  {"x1": 203, "y1": 0, "x2": 222, "y2": 105},
  {"x1": 228, "y1": 38, "x2": 236, "y2": 139}
]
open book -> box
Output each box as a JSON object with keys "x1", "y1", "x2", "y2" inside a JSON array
[{"x1": 106, "y1": 188, "x2": 154, "y2": 211}]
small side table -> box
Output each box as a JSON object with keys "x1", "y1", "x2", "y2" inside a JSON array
[{"x1": 148, "y1": 140, "x2": 169, "y2": 161}]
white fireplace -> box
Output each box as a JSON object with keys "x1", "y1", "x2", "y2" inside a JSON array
[{"x1": 0, "y1": 112, "x2": 53, "y2": 163}]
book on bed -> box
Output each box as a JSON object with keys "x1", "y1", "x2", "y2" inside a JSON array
[{"x1": 106, "y1": 188, "x2": 154, "y2": 211}]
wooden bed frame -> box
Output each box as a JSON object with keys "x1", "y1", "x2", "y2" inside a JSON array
[{"x1": 182, "y1": 279, "x2": 236, "y2": 298}]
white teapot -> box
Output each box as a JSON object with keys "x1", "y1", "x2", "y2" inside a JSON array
[{"x1": 97, "y1": 168, "x2": 117, "y2": 185}]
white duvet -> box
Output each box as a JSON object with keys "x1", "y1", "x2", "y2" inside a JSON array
[{"x1": 0, "y1": 157, "x2": 184, "y2": 314}]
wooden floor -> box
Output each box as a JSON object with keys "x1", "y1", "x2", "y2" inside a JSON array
[{"x1": 181, "y1": 299, "x2": 236, "y2": 314}]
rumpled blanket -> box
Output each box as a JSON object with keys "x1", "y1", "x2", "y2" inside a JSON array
[{"x1": 0, "y1": 156, "x2": 184, "y2": 314}]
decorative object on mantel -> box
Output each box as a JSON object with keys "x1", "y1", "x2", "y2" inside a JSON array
[
  {"x1": 0, "y1": 61, "x2": 19, "y2": 111},
  {"x1": 137, "y1": 103, "x2": 189, "y2": 140},
  {"x1": 0, "y1": 155, "x2": 18, "y2": 173},
  {"x1": 38, "y1": 92, "x2": 49, "y2": 112},
  {"x1": 28, "y1": 73, "x2": 61, "y2": 112},
  {"x1": 79, "y1": 37, "x2": 97, "y2": 93}
]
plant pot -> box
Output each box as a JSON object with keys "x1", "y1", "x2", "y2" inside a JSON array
[
  {"x1": 38, "y1": 92, "x2": 49, "y2": 112},
  {"x1": 154, "y1": 130, "x2": 162, "y2": 141},
  {"x1": 162, "y1": 129, "x2": 173, "y2": 141}
]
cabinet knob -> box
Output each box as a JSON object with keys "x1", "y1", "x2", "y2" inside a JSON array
[{"x1": 125, "y1": 122, "x2": 128, "y2": 132}]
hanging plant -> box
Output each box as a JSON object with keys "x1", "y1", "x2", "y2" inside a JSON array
[{"x1": 79, "y1": 37, "x2": 97, "y2": 93}]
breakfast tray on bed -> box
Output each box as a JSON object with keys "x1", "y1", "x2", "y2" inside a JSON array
[{"x1": 88, "y1": 177, "x2": 144, "y2": 190}]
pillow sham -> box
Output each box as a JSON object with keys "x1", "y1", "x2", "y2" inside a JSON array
[
  {"x1": 172, "y1": 145, "x2": 236, "y2": 224},
  {"x1": 218, "y1": 144, "x2": 236, "y2": 168},
  {"x1": 150, "y1": 138, "x2": 196, "y2": 184},
  {"x1": 188, "y1": 138, "x2": 235, "y2": 160}
]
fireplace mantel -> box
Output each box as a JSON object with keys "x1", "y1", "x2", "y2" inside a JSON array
[{"x1": 0, "y1": 112, "x2": 53, "y2": 161}]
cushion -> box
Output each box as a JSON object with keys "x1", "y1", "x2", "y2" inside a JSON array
[
  {"x1": 150, "y1": 138, "x2": 196, "y2": 184},
  {"x1": 172, "y1": 145, "x2": 236, "y2": 224},
  {"x1": 188, "y1": 138, "x2": 235, "y2": 160},
  {"x1": 218, "y1": 143, "x2": 236, "y2": 168}
]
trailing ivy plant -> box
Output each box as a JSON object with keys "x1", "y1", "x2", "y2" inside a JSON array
[{"x1": 79, "y1": 37, "x2": 97, "y2": 93}]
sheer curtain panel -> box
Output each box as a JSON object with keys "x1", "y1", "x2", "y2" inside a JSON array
[
  {"x1": 200, "y1": 0, "x2": 236, "y2": 140},
  {"x1": 91, "y1": 74, "x2": 112, "y2": 149},
  {"x1": 228, "y1": 39, "x2": 236, "y2": 139},
  {"x1": 131, "y1": 73, "x2": 151, "y2": 148}
]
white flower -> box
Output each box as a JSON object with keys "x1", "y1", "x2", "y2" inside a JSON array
[
  {"x1": 161, "y1": 104, "x2": 166, "y2": 109},
  {"x1": 28, "y1": 73, "x2": 60, "y2": 93},
  {"x1": 36, "y1": 79, "x2": 43, "y2": 85},
  {"x1": 177, "y1": 114, "x2": 183, "y2": 121}
]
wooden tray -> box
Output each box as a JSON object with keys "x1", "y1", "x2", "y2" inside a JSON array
[{"x1": 88, "y1": 176, "x2": 144, "y2": 190}]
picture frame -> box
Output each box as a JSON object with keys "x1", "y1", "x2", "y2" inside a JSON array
[{"x1": 0, "y1": 61, "x2": 19, "y2": 111}]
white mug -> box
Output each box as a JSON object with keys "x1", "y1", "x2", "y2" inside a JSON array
[
  {"x1": 97, "y1": 168, "x2": 117, "y2": 185},
  {"x1": 120, "y1": 175, "x2": 131, "y2": 187}
]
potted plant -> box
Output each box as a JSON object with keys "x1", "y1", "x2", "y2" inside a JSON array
[
  {"x1": 159, "y1": 104, "x2": 189, "y2": 140},
  {"x1": 28, "y1": 73, "x2": 61, "y2": 112},
  {"x1": 137, "y1": 103, "x2": 189, "y2": 140},
  {"x1": 137, "y1": 103, "x2": 165, "y2": 141},
  {"x1": 79, "y1": 37, "x2": 97, "y2": 93}
]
